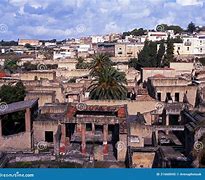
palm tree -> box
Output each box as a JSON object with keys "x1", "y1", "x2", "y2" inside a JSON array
[
  {"x1": 76, "y1": 57, "x2": 89, "y2": 69},
  {"x1": 89, "y1": 66, "x2": 127, "y2": 100},
  {"x1": 89, "y1": 53, "x2": 112, "y2": 76}
]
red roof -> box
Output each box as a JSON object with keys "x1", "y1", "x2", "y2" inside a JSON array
[
  {"x1": 152, "y1": 74, "x2": 166, "y2": 78},
  {"x1": 0, "y1": 72, "x2": 7, "y2": 78},
  {"x1": 0, "y1": 72, "x2": 10, "y2": 78}
]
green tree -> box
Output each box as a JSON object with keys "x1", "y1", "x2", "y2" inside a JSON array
[
  {"x1": 138, "y1": 40, "x2": 158, "y2": 67},
  {"x1": 167, "y1": 25, "x2": 184, "y2": 34},
  {"x1": 76, "y1": 57, "x2": 89, "y2": 69},
  {"x1": 156, "y1": 24, "x2": 168, "y2": 32},
  {"x1": 23, "y1": 62, "x2": 37, "y2": 71},
  {"x1": 187, "y1": 22, "x2": 196, "y2": 33},
  {"x1": 89, "y1": 53, "x2": 112, "y2": 75},
  {"x1": 128, "y1": 58, "x2": 141, "y2": 70},
  {"x1": 68, "y1": 77, "x2": 76, "y2": 83},
  {"x1": 89, "y1": 66, "x2": 127, "y2": 100},
  {"x1": 122, "y1": 28, "x2": 147, "y2": 38},
  {"x1": 171, "y1": 36, "x2": 183, "y2": 43},
  {"x1": 131, "y1": 28, "x2": 147, "y2": 36},
  {"x1": 157, "y1": 40, "x2": 165, "y2": 67},
  {"x1": 4, "y1": 59, "x2": 19, "y2": 73},
  {"x1": 0, "y1": 81, "x2": 26, "y2": 104},
  {"x1": 156, "y1": 24, "x2": 184, "y2": 34},
  {"x1": 0, "y1": 40, "x2": 18, "y2": 46},
  {"x1": 163, "y1": 35, "x2": 174, "y2": 66},
  {"x1": 24, "y1": 43, "x2": 33, "y2": 49}
]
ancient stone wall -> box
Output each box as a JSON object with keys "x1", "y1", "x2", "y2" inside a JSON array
[
  {"x1": 33, "y1": 121, "x2": 59, "y2": 145},
  {"x1": 132, "y1": 152, "x2": 155, "y2": 168},
  {"x1": 0, "y1": 132, "x2": 32, "y2": 151},
  {"x1": 20, "y1": 71, "x2": 56, "y2": 81}
]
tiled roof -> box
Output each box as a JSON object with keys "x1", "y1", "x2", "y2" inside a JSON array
[
  {"x1": 0, "y1": 99, "x2": 38, "y2": 116},
  {"x1": 152, "y1": 74, "x2": 166, "y2": 78}
]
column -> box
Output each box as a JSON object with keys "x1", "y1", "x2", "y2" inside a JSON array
[
  {"x1": 25, "y1": 108, "x2": 31, "y2": 132},
  {"x1": 76, "y1": 124, "x2": 82, "y2": 133},
  {"x1": 54, "y1": 124, "x2": 61, "y2": 155},
  {"x1": 81, "y1": 123, "x2": 86, "y2": 154},
  {"x1": 155, "y1": 130, "x2": 158, "y2": 146},
  {"x1": 103, "y1": 124, "x2": 108, "y2": 155},
  {"x1": 92, "y1": 123, "x2": 95, "y2": 136},
  {"x1": 60, "y1": 123, "x2": 69, "y2": 154},
  {"x1": 165, "y1": 115, "x2": 169, "y2": 135},
  {"x1": 0, "y1": 119, "x2": 2, "y2": 137}
]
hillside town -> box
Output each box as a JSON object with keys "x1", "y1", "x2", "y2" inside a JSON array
[{"x1": 0, "y1": 22, "x2": 205, "y2": 168}]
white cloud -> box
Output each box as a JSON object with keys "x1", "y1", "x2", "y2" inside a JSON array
[
  {"x1": 123, "y1": 8, "x2": 151, "y2": 19},
  {"x1": 1, "y1": 0, "x2": 205, "y2": 40},
  {"x1": 157, "y1": 12, "x2": 176, "y2": 25},
  {"x1": 104, "y1": 22, "x2": 120, "y2": 33},
  {"x1": 9, "y1": 0, "x2": 50, "y2": 8},
  {"x1": 176, "y1": 0, "x2": 204, "y2": 6}
]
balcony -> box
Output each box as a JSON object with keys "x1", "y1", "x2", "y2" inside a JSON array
[{"x1": 184, "y1": 42, "x2": 192, "y2": 46}]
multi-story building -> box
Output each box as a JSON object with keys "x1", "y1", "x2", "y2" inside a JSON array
[
  {"x1": 91, "y1": 35, "x2": 105, "y2": 44},
  {"x1": 147, "y1": 30, "x2": 175, "y2": 42},
  {"x1": 141, "y1": 67, "x2": 176, "y2": 83},
  {"x1": 53, "y1": 46, "x2": 77, "y2": 60},
  {"x1": 174, "y1": 35, "x2": 205, "y2": 56},
  {"x1": 96, "y1": 43, "x2": 115, "y2": 56},
  {"x1": 115, "y1": 43, "x2": 144, "y2": 58},
  {"x1": 76, "y1": 44, "x2": 91, "y2": 52},
  {"x1": 147, "y1": 32, "x2": 168, "y2": 42},
  {"x1": 147, "y1": 76, "x2": 197, "y2": 107},
  {"x1": 18, "y1": 39, "x2": 40, "y2": 46}
]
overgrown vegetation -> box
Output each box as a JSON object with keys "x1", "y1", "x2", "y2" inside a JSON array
[
  {"x1": 0, "y1": 81, "x2": 26, "y2": 104},
  {"x1": 88, "y1": 53, "x2": 127, "y2": 100},
  {"x1": 0, "y1": 40, "x2": 18, "y2": 46},
  {"x1": 122, "y1": 22, "x2": 199, "y2": 37},
  {"x1": 76, "y1": 57, "x2": 90, "y2": 69},
  {"x1": 4, "y1": 59, "x2": 19, "y2": 73},
  {"x1": 22, "y1": 62, "x2": 58, "y2": 71},
  {"x1": 128, "y1": 35, "x2": 175, "y2": 69},
  {"x1": 122, "y1": 28, "x2": 147, "y2": 38},
  {"x1": 68, "y1": 77, "x2": 76, "y2": 83}
]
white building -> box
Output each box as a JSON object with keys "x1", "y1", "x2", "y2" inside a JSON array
[
  {"x1": 53, "y1": 46, "x2": 76, "y2": 60},
  {"x1": 147, "y1": 32, "x2": 168, "y2": 42},
  {"x1": 53, "y1": 51, "x2": 73, "y2": 60},
  {"x1": 91, "y1": 36, "x2": 105, "y2": 44},
  {"x1": 77, "y1": 44, "x2": 91, "y2": 52},
  {"x1": 174, "y1": 35, "x2": 205, "y2": 56},
  {"x1": 44, "y1": 42, "x2": 57, "y2": 47}
]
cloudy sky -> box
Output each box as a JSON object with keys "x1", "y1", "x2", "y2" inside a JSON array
[{"x1": 0, "y1": 0, "x2": 205, "y2": 40}]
